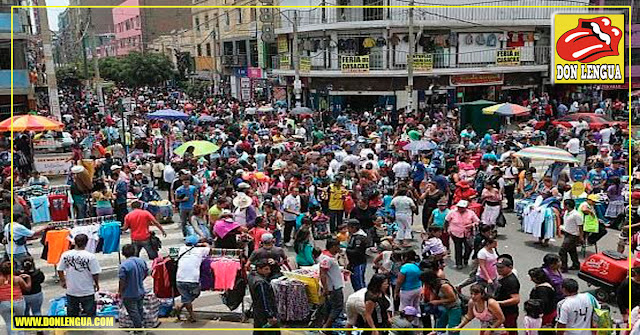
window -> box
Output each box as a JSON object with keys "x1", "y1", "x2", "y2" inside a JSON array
[
  {"x1": 237, "y1": 9, "x2": 242, "y2": 24},
  {"x1": 632, "y1": 48, "x2": 640, "y2": 66},
  {"x1": 225, "y1": 12, "x2": 230, "y2": 26},
  {"x1": 135, "y1": 15, "x2": 140, "y2": 28},
  {"x1": 250, "y1": 8, "x2": 256, "y2": 22},
  {"x1": 195, "y1": 16, "x2": 200, "y2": 31},
  {"x1": 197, "y1": 44, "x2": 202, "y2": 56},
  {"x1": 206, "y1": 43, "x2": 212, "y2": 56},
  {"x1": 204, "y1": 14, "x2": 209, "y2": 29}
]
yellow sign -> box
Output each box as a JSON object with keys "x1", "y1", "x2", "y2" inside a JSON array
[
  {"x1": 413, "y1": 54, "x2": 433, "y2": 72},
  {"x1": 280, "y1": 55, "x2": 290, "y2": 70},
  {"x1": 553, "y1": 13, "x2": 624, "y2": 84},
  {"x1": 571, "y1": 181, "x2": 585, "y2": 197},
  {"x1": 340, "y1": 55, "x2": 369, "y2": 73},
  {"x1": 300, "y1": 56, "x2": 311, "y2": 74},
  {"x1": 496, "y1": 48, "x2": 520, "y2": 66},
  {"x1": 277, "y1": 35, "x2": 288, "y2": 54}
]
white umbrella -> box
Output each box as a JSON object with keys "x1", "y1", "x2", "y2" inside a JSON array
[{"x1": 258, "y1": 106, "x2": 274, "y2": 113}]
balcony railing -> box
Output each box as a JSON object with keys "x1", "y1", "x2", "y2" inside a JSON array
[
  {"x1": 276, "y1": 1, "x2": 589, "y2": 31},
  {"x1": 0, "y1": 12, "x2": 24, "y2": 33},
  {"x1": 272, "y1": 46, "x2": 550, "y2": 72},
  {"x1": 0, "y1": 70, "x2": 30, "y2": 89}
]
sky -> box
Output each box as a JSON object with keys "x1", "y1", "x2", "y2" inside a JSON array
[{"x1": 45, "y1": 0, "x2": 69, "y2": 31}]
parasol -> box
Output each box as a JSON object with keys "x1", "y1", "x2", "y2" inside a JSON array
[
  {"x1": 198, "y1": 115, "x2": 216, "y2": 123},
  {"x1": 146, "y1": 109, "x2": 189, "y2": 121},
  {"x1": 403, "y1": 140, "x2": 437, "y2": 151},
  {"x1": 174, "y1": 140, "x2": 220, "y2": 157},
  {"x1": 482, "y1": 103, "x2": 530, "y2": 116},
  {"x1": 258, "y1": 106, "x2": 274, "y2": 113},
  {"x1": 290, "y1": 106, "x2": 313, "y2": 116},
  {"x1": 0, "y1": 115, "x2": 64, "y2": 132},
  {"x1": 513, "y1": 145, "x2": 579, "y2": 163}
]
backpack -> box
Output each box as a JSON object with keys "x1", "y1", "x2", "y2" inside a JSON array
[{"x1": 441, "y1": 279, "x2": 469, "y2": 312}]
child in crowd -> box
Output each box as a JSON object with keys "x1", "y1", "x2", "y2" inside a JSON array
[
  {"x1": 523, "y1": 299, "x2": 543, "y2": 335},
  {"x1": 421, "y1": 227, "x2": 447, "y2": 261}
]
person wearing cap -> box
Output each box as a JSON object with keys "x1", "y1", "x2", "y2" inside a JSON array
[
  {"x1": 445, "y1": 200, "x2": 480, "y2": 269},
  {"x1": 390, "y1": 306, "x2": 419, "y2": 335},
  {"x1": 175, "y1": 176, "x2": 199, "y2": 237},
  {"x1": 247, "y1": 233, "x2": 287, "y2": 279},
  {"x1": 579, "y1": 194, "x2": 605, "y2": 245},
  {"x1": 559, "y1": 199, "x2": 583, "y2": 272},
  {"x1": 248, "y1": 259, "x2": 279, "y2": 333},
  {"x1": 70, "y1": 165, "x2": 92, "y2": 219},
  {"x1": 175, "y1": 236, "x2": 210, "y2": 323},
  {"x1": 494, "y1": 257, "x2": 520, "y2": 335}
]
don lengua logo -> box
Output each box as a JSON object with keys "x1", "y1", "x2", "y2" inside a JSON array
[{"x1": 553, "y1": 14, "x2": 625, "y2": 84}]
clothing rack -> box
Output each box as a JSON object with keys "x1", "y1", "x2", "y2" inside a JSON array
[
  {"x1": 47, "y1": 215, "x2": 121, "y2": 263},
  {"x1": 210, "y1": 248, "x2": 243, "y2": 259},
  {"x1": 15, "y1": 185, "x2": 71, "y2": 199}
]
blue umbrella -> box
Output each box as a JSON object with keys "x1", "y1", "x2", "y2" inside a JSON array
[
  {"x1": 147, "y1": 109, "x2": 189, "y2": 121},
  {"x1": 198, "y1": 115, "x2": 216, "y2": 124}
]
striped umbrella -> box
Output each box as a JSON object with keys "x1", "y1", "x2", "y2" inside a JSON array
[
  {"x1": 0, "y1": 114, "x2": 64, "y2": 132},
  {"x1": 482, "y1": 103, "x2": 530, "y2": 116},
  {"x1": 513, "y1": 146, "x2": 579, "y2": 163}
]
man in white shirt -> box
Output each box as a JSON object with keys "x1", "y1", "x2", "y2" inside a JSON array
[
  {"x1": 175, "y1": 236, "x2": 210, "y2": 322},
  {"x1": 57, "y1": 234, "x2": 102, "y2": 316},
  {"x1": 317, "y1": 239, "x2": 345, "y2": 329},
  {"x1": 560, "y1": 199, "x2": 583, "y2": 272},
  {"x1": 565, "y1": 136, "x2": 581, "y2": 156},
  {"x1": 557, "y1": 279, "x2": 598, "y2": 335},
  {"x1": 599, "y1": 124, "x2": 614, "y2": 146},
  {"x1": 392, "y1": 156, "x2": 412, "y2": 180},
  {"x1": 569, "y1": 101, "x2": 580, "y2": 113},
  {"x1": 282, "y1": 187, "x2": 301, "y2": 247}
]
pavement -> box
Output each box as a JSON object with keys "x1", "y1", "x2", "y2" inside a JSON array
[{"x1": 5, "y1": 180, "x2": 627, "y2": 334}]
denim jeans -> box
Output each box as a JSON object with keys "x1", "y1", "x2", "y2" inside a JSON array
[
  {"x1": 122, "y1": 296, "x2": 145, "y2": 329},
  {"x1": 350, "y1": 263, "x2": 366, "y2": 291},
  {"x1": 74, "y1": 196, "x2": 88, "y2": 219},
  {"x1": 23, "y1": 291, "x2": 43, "y2": 316},
  {"x1": 67, "y1": 294, "x2": 96, "y2": 316},
  {"x1": 329, "y1": 210, "x2": 344, "y2": 233},
  {"x1": 0, "y1": 299, "x2": 25, "y2": 335},
  {"x1": 179, "y1": 209, "x2": 193, "y2": 237},
  {"x1": 133, "y1": 238, "x2": 158, "y2": 260}
]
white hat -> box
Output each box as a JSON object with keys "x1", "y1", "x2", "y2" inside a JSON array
[
  {"x1": 235, "y1": 169, "x2": 245, "y2": 175},
  {"x1": 456, "y1": 200, "x2": 469, "y2": 208},
  {"x1": 233, "y1": 194, "x2": 252, "y2": 209},
  {"x1": 133, "y1": 169, "x2": 143, "y2": 175},
  {"x1": 110, "y1": 165, "x2": 122, "y2": 171},
  {"x1": 237, "y1": 182, "x2": 250, "y2": 189},
  {"x1": 71, "y1": 165, "x2": 85, "y2": 174}
]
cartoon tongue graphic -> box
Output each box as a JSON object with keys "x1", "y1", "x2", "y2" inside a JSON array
[{"x1": 556, "y1": 17, "x2": 622, "y2": 63}]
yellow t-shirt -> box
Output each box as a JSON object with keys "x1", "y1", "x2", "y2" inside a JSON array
[
  {"x1": 328, "y1": 184, "x2": 346, "y2": 211},
  {"x1": 208, "y1": 205, "x2": 222, "y2": 221}
]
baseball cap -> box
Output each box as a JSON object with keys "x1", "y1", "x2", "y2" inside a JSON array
[
  {"x1": 496, "y1": 258, "x2": 513, "y2": 268},
  {"x1": 110, "y1": 165, "x2": 122, "y2": 171},
  {"x1": 456, "y1": 200, "x2": 469, "y2": 208},
  {"x1": 261, "y1": 233, "x2": 274, "y2": 243},
  {"x1": 402, "y1": 306, "x2": 420, "y2": 317},
  {"x1": 133, "y1": 169, "x2": 143, "y2": 175},
  {"x1": 185, "y1": 235, "x2": 199, "y2": 246}
]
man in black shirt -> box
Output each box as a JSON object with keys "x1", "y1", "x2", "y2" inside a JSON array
[
  {"x1": 345, "y1": 219, "x2": 368, "y2": 291},
  {"x1": 248, "y1": 260, "x2": 279, "y2": 334},
  {"x1": 495, "y1": 257, "x2": 520, "y2": 335},
  {"x1": 616, "y1": 266, "x2": 640, "y2": 321}
]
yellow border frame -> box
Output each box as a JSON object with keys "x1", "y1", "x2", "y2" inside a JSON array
[{"x1": 9, "y1": 3, "x2": 633, "y2": 332}]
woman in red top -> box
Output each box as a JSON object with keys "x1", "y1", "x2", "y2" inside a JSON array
[
  {"x1": 453, "y1": 180, "x2": 477, "y2": 205},
  {"x1": 0, "y1": 261, "x2": 31, "y2": 335}
]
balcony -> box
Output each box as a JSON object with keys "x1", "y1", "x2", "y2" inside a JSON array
[
  {"x1": 276, "y1": 1, "x2": 589, "y2": 33},
  {"x1": 221, "y1": 54, "x2": 248, "y2": 67},
  {"x1": 0, "y1": 70, "x2": 30, "y2": 92},
  {"x1": 272, "y1": 46, "x2": 550, "y2": 77}
]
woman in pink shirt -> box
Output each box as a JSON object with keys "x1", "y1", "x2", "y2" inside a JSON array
[{"x1": 446, "y1": 200, "x2": 480, "y2": 269}]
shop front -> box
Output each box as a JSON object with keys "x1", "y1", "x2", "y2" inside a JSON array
[{"x1": 450, "y1": 73, "x2": 504, "y2": 103}]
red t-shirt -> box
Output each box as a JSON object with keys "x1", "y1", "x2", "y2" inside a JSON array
[
  {"x1": 48, "y1": 194, "x2": 70, "y2": 221},
  {"x1": 125, "y1": 209, "x2": 155, "y2": 241}
]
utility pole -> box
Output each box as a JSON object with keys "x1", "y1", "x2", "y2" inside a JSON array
[
  {"x1": 407, "y1": 0, "x2": 414, "y2": 113},
  {"x1": 36, "y1": 0, "x2": 61, "y2": 120},
  {"x1": 210, "y1": 26, "x2": 217, "y2": 95},
  {"x1": 88, "y1": 8, "x2": 105, "y2": 115},
  {"x1": 292, "y1": 10, "x2": 301, "y2": 106}
]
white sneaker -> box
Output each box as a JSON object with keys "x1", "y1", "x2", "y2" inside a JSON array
[{"x1": 284, "y1": 242, "x2": 294, "y2": 247}]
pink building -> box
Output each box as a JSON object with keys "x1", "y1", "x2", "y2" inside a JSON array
[{"x1": 113, "y1": 0, "x2": 143, "y2": 56}]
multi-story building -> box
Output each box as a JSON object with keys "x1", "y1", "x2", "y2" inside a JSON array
[
  {"x1": 272, "y1": 0, "x2": 593, "y2": 111},
  {"x1": 148, "y1": 29, "x2": 195, "y2": 71},
  {"x1": 207, "y1": 1, "x2": 268, "y2": 100},
  {"x1": 86, "y1": 33, "x2": 117, "y2": 60},
  {"x1": 112, "y1": 0, "x2": 192, "y2": 56},
  {"x1": 0, "y1": 0, "x2": 31, "y2": 116},
  {"x1": 190, "y1": 1, "x2": 218, "y2": 88}
]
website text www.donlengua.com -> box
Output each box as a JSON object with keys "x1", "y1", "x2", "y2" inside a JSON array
[{"x1": 13, "y1": 316, "x2": 116, "y2": 328}]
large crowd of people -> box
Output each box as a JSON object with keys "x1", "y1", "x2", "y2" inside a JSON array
[{"x1": 2, "y1": 85, "x2": 638, "y2": 335}]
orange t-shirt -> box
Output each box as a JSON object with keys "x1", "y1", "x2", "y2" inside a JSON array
[{"x1": 45, "y1": 230, "x2": 71, "y2": 265}]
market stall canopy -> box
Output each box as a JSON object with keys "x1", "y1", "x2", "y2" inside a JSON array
[
  {"x1": 146, "y1": 109, "x2": 189, "y2": 121},
  {"x1": 513, "y1": 145, "x2": 579, "y2": 163},
  {"x1": 174, "y1": 140, "x2": 220, "y2": 157},
  {"x1": 0, "y1": 114, "x2": 64, "y2": 132},
  {"x1": 290, "y1": 106, "x2": 313, "y2": 116},
  {"x1": 403, "y1": 140, "x2": 437, "y2": 151},
  {"x1": 482, "y1": 103, "x2": 531, "y2": 116}
]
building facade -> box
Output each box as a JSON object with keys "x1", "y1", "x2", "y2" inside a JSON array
[
  {"x1": 112, "y1": 0, "x2": 192, "y2": 56},
  {"x1": 0, "y1": 0, "x2": 32, "y2": 115},
  {"x1": 271, "y1": 0, "x2": 593, "y2": 111}
]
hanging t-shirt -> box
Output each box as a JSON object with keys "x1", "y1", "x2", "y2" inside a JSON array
[
  {"x1": 211, "y1": 259, "x2": 241, "y2": 290},
  {"x1": 99, "y1": 222, "x2": 121, "y2": 254},
  {"x1": 68, "y1": 225, "x2": 100, "y2": 253},
  {"x1": 45, "y1": 229, "x2": 71, "y2": 265},
  {"x1": 30, "y1": 195, "x2": 51, "y2": 223},
  {"x1": 48, "y1": 194, "x2": 70, "y2": 222}
]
